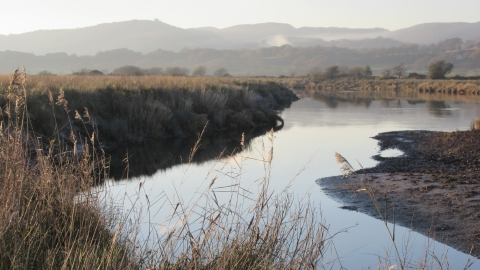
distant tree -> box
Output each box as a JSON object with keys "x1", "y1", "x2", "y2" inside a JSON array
[
  {"x1": 437, "y1": 38, "x2": 463, "y2": 51},
  {"x1": 72, "y1": 68, "x2": 91, "y2": 75},
  {"x1": 192, "y1": 65, "x2": 207, "y2": 76},
  {"x1": 37, "y1": 70, "x2": 55, "y2": 76},
  {"x1": 348, "y1": 66, "x2": 365, "y2": 84},
  {"x1": 348, "y1": 67, "x2": 364, "y2": 77},
  {"x1": 407, "y1": 73, "x2": 427, "y2": 79},
  {"x1": 147, "y1": 67, "x2": 164, "y2": 75},
  {"x1": 89, "y1": 70, "x2": 104, "y2": 76},
  {"x1": 113, "y1": 65, "x2": 145, "y2": 76},
  {"x1": 428, "y1": 60, "x2": 454, "y2": 79},
  {"x1": 323, "y1": 65, "x2": 339, "y2": 80},
  {"x1": 392, "y1": 63, "x2": 406, "y2": 78},
  {"x1": 213, "y1": 67, "x2": 229, "y2": 77},
  {"x1": 381, "y1": 69, "x2": 391, "y2": 78},
  {"x1": 469, "y1": 49, "x2": 480, "y2": 61},
  {"x1": 338, "y1": 65, "x2": 349, "y2": 75},
  {"x1": 364, "y1": 65, "x2": 373, "y2": 76},
  {"x1": 165, "y1": 66, "x2": 190, "y2": 76},
  {"x1": 309, "y1": 67, "x2": 323, "y2": 80}
]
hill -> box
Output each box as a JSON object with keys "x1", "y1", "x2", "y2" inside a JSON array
[
  {"x1": 0, "y1": 21, "x2": 391, "y2": 55},
  {"x1": 2, "y1": 38, "x2": 480, "y2": 76},
  {"x1": 388, "y1": 22, "x2": 480, "y2": 44}
]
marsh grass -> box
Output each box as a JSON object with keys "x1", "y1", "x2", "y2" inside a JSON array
[
  {"x1": 0, "y1": 69, "x2": 135, "y2": 269},
  {"x1": 279, "y1": 77, "x2": 480, "y2": 95},
  {"x1": 0, "y1": 74, "x2": 297, "y2": 149},
  {"x1": 0, "y1": 69, "x2": 326, "y2": 269}
]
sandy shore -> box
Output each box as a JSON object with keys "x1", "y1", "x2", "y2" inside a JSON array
[{"x1": 317, "y1": 130, "x2": 480, "y2": 257}]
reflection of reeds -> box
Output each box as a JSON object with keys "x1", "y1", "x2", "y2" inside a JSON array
[{"x1": 306, "y1": 87, "x2": 480, "y2": 108}]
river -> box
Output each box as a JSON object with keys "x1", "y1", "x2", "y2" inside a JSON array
[{"x1": 101, "y1": 90, "x2": 480, "y2": 269}]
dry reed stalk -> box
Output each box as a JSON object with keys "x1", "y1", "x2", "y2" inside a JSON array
[{"x1": 0, "y1": 68, "x2": 327, "y2": 269}]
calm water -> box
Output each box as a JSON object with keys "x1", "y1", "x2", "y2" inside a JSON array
[{"x1": 103, "y1": 91, "x2": 480, "y2": 269}]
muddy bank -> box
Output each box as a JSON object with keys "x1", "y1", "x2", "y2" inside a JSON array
[{"x1": 317, "y1": 130, "x2": 480, "y2": 257}]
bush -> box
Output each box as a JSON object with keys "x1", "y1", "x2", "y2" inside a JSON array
[
  {"x1": 428, "y1": 60, "x2": 454, "y2": 79},
  {"x1": 112, "y1": 65, "x2": 145, "y2": 76},
  {"x1": 192, "y1": 65, "x2": 207, "y2": 76},
  {"x1": 213, "y1": 67, "x2": 229, "y2": 77},
  {"x1": 165, "y1": 66, "x2": 190, "y2": 76}
]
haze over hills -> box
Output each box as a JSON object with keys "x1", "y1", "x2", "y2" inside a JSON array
[
  {"x1": 1, "y1": 20, "x2": 478, "y2": 56},
  {"x1": 1, "y1": 37, "x2": 479, "y2": 77},
  {"x1": 0, "y1": 20, "x2": 480, "y2": 76},
  {"x1": 386, "y1": 22, "x2": 480, "y2": 44},
  {"x1": 0, "y1": 20, "x2": 480, "y2": 55},
  {"x1": 0, "y1": 20, "x2": 393, "y2": 55}
]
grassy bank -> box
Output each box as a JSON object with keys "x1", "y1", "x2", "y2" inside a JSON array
[
  {"x1": 278, "y1": 77, "x2": 480, "y2": 95},
  {"x1": 0, "y1": 74, "x2": 298, "y2": 150}
]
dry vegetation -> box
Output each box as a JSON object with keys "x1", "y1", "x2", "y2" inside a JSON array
[
  {"x1": 2, "y1": 68, "x2": 476, "y2": 269},
  {"x1": 0, "y1": 69, "x2": 327, "y2": 269},
  {"x1": 278, "y1": 77, "x2": 480, "y2": 95},
  {"x1": 0, "y1": 74, "x2": 297, "y2": 150}
]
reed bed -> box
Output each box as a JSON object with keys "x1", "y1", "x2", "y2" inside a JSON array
[
  {"x1": 279, "y1": 77, "x2": 480, "y2": 95},
  {"x1": 0, "y1": 69, "x2": 326, "y2": 269},
  {"x1": 0, "y1": 74, "x2": 297, "y2": 149}
]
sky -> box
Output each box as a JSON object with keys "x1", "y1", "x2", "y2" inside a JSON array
[{"x1": 1, "y1": 0, "x2": 479, "y2": 35}]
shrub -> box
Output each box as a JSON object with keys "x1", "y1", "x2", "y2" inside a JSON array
[
  {"x1": 192, "y1": 65, "x2": 207, "y2": 76},
  {"x1": 428, "y1": 60, "x2": 454, "y2": 79},
  {"x1": 113, "y1": 65, "x2": 145, "y2": 76},
  {"x1": 165, "y1": 66, "x2": 190, "y2": 76}
]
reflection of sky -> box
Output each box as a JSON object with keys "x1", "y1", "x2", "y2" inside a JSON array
[{"x1": 102, "y1": 97, "x2": 480, "y2": 269}]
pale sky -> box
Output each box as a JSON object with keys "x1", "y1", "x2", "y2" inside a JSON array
[{"x1": 2, "y1": 0, "x2": 479, "y2": 35}]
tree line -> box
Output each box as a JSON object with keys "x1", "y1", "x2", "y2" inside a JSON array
[
  {"x1": 308, "y1": 60, "x2": 455, "y2": 80},
  {"x1": 3, "y1": 36, "x2": 477, "y2": 77},
  {"x1": 68, "y1": 65, "x2": 231, "y2": 77}
]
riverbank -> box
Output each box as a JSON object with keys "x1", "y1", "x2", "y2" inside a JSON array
[
  {"x1": 317, "y1": 130, "x2": 480, "y2": 258},
  {"x1": 0, "y1": 74, "x2": 301, "y2": 183},
  {"x1": 280, "y1": 77, "x2": 480, "y2": 95}
]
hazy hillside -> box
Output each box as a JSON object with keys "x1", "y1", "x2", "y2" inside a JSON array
[
  {"x1": 1, "y1": 20, "x2": 480, "y2": 76},
  {"x1": 388, "y1": 22, "x2": 480, "y2": 44},
  {"x1": 0, "y1": 20, "x2": 226, "y2": 55},
  {"x1": 2, "y1": 38, "x2": 479, "y2": 76},
  {"x1": 278, "y1": 37, "x2": 405, "y2": 49},
  {"x1": 1, "y1": 20, "x2": 479, "y2": 56},
  {"x1": 0, "y1": 21, "x2": 392, "y2": 55},
  {"x1": 295, "y1": 27, "x2": 389, "y2": 40},
  {"x1": 194, "y1": 23, "x2": 297, "y2": 44}
]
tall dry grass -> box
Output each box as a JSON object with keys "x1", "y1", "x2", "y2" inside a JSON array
[
  {"x1": 0, "y1": 68, "x2": 135, "y2": 269},
  {"x1": 0, "y1": 69, "x2": 327, "y2": 269},
  {"x1": 0, "y1": 74, "x2": 297, "y2": 149},
  {"x1": 278, "y1": 77, "x2": 480, "y2": 95}
]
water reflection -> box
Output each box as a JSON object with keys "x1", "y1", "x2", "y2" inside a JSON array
[
  {"x1": 104, "y1": 89, "x2": 480, "y2": 268},
  {"x1": 427, "y1": 100, "x2": 451, "y2": 116},
  {"x1": 312, "y1": 91, "x2": 373, "y2": 108},
  {"x1": 108, "y1": 127, "x2": 275, "y2": 180},
  {"x1": 305, "y1": 90, "x2": 479, "y2": 118}
]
